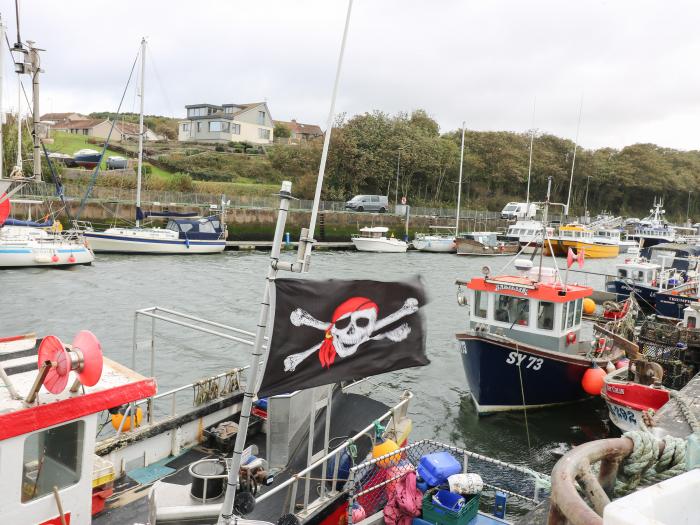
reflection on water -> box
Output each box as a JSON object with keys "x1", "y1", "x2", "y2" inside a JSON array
[{"x1": 3, "y1": 249, "x2": 623, "y2": 470}]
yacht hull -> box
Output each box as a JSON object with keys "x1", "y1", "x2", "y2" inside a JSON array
[
  {"x1": 413, "y1": 236, "x2": 456, "y2": 253},
  {"x1": 0, "y1": 244, "x2": 93, "y2": 267},
  {"x1": 84, "y1": 231, "x2": 226, "y2": 254},
  {"x1": 351, "y1": 237, "x2": 408, "y2": 253},
  {"x1": 602, "y1": 369, "x2": 670, "y2": 432}
]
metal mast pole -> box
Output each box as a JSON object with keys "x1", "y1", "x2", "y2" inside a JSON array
[
  {"x1": 135, "y1": 37, "x2": 146, "y2": 228},
  {"x1": 395, "y1": 150, "x2": 400, "y2": 207},
  {"x1": 525, "y1": 97, "x2": 536, "y2": 206},
  {"x1": 29, "y1": 41, "x2": 40, "y2": 179},
  {"x1": 0, "y1": 16, "x2": 4, "y2": 179},
  {"x1": 16, "y1": 75, "x2": 21, "y2": 172},
  {"x1": 584, "y1": 175, "x2": 591, "y2": 221},
  {"x1": 302, "y1": 0, "x2": 353, "y2": 271},
  {"x1": 455, "y1": 122, "x2": 465, "y2": 235},
  {"x1": 565, "y1": 95, "x2": 583, "y2": 217},
  {"x1": 538, "y1": 176, "x2": 552, "y2": 282}
]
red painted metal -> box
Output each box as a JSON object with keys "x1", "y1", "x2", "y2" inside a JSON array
[
  {"x1": 0, "y1": 378, "x2": 157, "y2": 440},
  {"x1": 467, "y1": 276, "x2": 592, "y2": 302},
  {"x1": 72, "y1": 330, "x2": 103, "y2": 386},
  {"x1": 38, "y1": 335, "x2": 70, "y2": 394},
  {"x1": 0, "y1": 192, "x2": 10, "y2": 225},
  {"x1": 39, "y1": 512, "x2": 71, "y2": 525},
  {"x1": 91, "y1": 486, "x2": 113, "y2": 515},
  {"x1": 604, "y1": 381, "x2": 670, "y2": 412}
]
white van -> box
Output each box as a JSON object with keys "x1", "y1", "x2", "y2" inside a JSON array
[{"x1": 500, "y1": 202, "x2": 538, "y2": 220}]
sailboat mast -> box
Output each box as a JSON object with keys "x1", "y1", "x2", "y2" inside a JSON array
[
  {"x1": 0, "y1": 15, "x2": 4, "y2": 179},
  {"x1": 525, "y1": 97, "x2": 536, "y2": 206},
  {"x1": 455, "y1": 122, "x2": 465, "y2": 235},
  {"x1": 16, "y1": 74, "x2": 21, "y2": 172},
  {"x1": 135, "y1": 37, "x2": 146, "y2": 228},
  {"x1": 565, "y1": 95, "x2": 583, "y2": 217}
]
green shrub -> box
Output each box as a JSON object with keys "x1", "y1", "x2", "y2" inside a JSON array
[{"x1": 215, "y1": 144, "x2": 226, "y2": 152}]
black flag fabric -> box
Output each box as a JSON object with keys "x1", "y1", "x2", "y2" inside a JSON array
[{"x1": 258, "y1": 277, "x2": 429, "y2": 398}]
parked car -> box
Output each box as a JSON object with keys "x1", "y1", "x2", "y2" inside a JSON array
[{"x1": 345, "y1": 195, "x2": 389, "y2": 213}]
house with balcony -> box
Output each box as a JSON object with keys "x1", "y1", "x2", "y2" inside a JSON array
[{"x1": 178, "y1": 102, "x2": 274, "y2": 144}]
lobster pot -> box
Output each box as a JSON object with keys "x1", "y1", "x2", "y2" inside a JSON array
[{"x1": 190, "y1": 460, "x2": 226, "y2": 501}]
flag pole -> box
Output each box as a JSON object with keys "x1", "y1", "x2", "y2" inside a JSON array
[{"x1": 218, "y1": 181, "x2": 292, "y2": 524}]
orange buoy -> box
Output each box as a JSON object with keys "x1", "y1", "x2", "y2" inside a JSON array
[
  {"x1": 581, "y1": 365, "x2": 606, "y2": 396},
  {"x1": 372, "y1": 438, "x2": 400, "y2": 468},
  {"x1": 111, "y1": 407, "x2": 143, "y2": 431},
  {"x1": 582, "y1": 298, "x2": 596, "y2": 315}
]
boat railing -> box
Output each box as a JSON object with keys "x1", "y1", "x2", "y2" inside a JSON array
[
  {"x1": 127, "y1": 306, "x2": 262, "y2": 428},
  {"x1": 346, "y1": 438, "x2": 549, "y2": 524},
  {"x1": 252, "y1": 388, "x2": 414, "y2": 519}
]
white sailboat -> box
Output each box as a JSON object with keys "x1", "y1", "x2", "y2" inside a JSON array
[
  {"x1": 413, "y1": 122, "x2": 466, "y2": 253},
  {"x1": 82, "y1": 39, "x2": 226, "y2": 255}
]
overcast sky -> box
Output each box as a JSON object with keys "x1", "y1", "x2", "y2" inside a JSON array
[{"x1": 2, "y1": 0, "x2": 699, "y2": 150}]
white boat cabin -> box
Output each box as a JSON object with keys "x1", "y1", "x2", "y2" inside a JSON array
[
  {"x1": 463, "y1": 262, "x2": 591, "y2": 353},
  {"x1": 683, "y1": 304, "x2": 700, "y2": 329},
  {"x1": 558, "y1": 226, "x2": 594, "y2": 240},
  {"x1": 0, "y1": 333, "x2": 156, "y2": 525},
  {"x1": 506, "y1": 221, "x2": 553, "y2": 243},
  {"x1": 355, "y1": 226, "x2": 390, "y2": 239},
  {"x1": 594, "y1": 229, "x2": 622, "y2": 244},
  {"x1": 614, "y1": 260, "x2": 661, "y2": 287}
]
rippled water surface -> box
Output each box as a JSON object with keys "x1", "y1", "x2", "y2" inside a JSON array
[{"x1": 3, "y1": 250, "x2": 622, "y2": 475}]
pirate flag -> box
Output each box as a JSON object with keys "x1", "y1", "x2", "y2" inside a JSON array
[{"x1": 258, "y1": 277, "x2": 429, "y2": 397}]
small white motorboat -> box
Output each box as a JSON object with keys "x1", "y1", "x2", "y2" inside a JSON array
[
  {"x1": 0, "y1": 225, "x2": 94, "y2": 267},
  {"x1": 351, "y1": 226, "x2": 408, "y2": 252},
  {"x1": 413, "y1": 226, "x2": 456, "y2": 253}
]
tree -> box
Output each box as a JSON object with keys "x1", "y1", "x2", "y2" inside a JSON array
[{"x1": 274, "y1": 122, "x2": 291, "y2": 138}]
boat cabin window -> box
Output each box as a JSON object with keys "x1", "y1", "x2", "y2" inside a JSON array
[
  {"x1": 575, "y1": 299, "x2": 582, "y2": 324},
  {"x1": 22, "y1": 421, "x2": 84, "y2": 502},
  {"x1": 473, "y1": 291, "x2": 488, "y2": 318},
  {"x1": 560, "y1": 300, "x2": 583, "y2": 331},
  {"x1": 199, "y1": 221, "x2": 216, "y2": 234},
  {"x1": 688, "y1": 315, "x2": 697, "y2": 329},
  {"x1": 495, "y1": 295, "x2": 529, "y2": 326},
  {"x1": 618, "y1": 269, "x2": 628, "y2": 279},
  {"x1": 537, "y1": 301, "x2": 555, "y2": 330}
]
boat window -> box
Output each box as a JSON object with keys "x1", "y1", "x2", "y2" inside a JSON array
[
  {"x1": 495, "y1": 295, "x2": 529, "y2": 326},
  {"x1": 22, "y1": 421, "x2": 84, "y2": 502},
  {"x1": 636, "y1": 270, "x2": 644, "y2": 281},
  {"x1": 537, "y1": 301, "x2": 554, "y2": 330},
  {"x1": 575, "y1": 298, "x2": 582, "y2": 325},
  {"x1": 166, "y1": 220, "x2": 179, "y2": 232},
  {"x1": 199, "y1": 221, "x2": 216, "y2": 234},
  {"x1": 688, "y1": 316, "x2": 697, "y2": 329},
  {"x1": 473, "y1": 291, "x2": 488, "y2": 318},
  {"x1": 179, "y1": 223, "x2": 194, "y2": 233},
  {"x1": 567, "y1": 300, "x2": 576, "y2": 328},
  {"x1": 618, "y1": 269, "x2": 628, "y2": 278},
  {"x1": 561, "y1": 303, "x2": 568, "y2": 330},
  {"x1": 211, "y1": 220, "x2": 220, "y2": 230}
]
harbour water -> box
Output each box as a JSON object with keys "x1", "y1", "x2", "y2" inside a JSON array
[{"x1": 2, "y1": 251, "x2": 621, "y2": 478}]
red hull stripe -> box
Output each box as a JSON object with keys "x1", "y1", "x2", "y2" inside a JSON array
[
  {"x1": 0, "y1": 378, "x2": 156, "y2": 440},
  {"x1": 604, "y1": 382, "x2": 670, "y2": 411}
]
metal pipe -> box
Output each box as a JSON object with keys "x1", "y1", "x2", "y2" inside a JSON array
[
  {"x1": 455, "y1": 122, "x2": 465, "y2": 235},
  {"x1": 303, "y1": 392, "x2": 317, "y2": 510},
  {"x1": 136, "y1": 312, "x2": 255, "y2": 346},
  {"x1": 131, "y1": 312, "x2": 139, "y2": 370},
  {"x1": 29, "y1": 42, "x2": 40, "y2": 179},
  {"x1": 219, "y1": 181, "x2": 292, "y2": 523},
  {"x1": 526, "y1": 97, "x2": 536, "y2": 206},
  {"x1": 320, "y1": 384, "x2": 333, "y2": 500},
  {"x1": 150, "y1": 316, "x2": 156, "y2": 378},
  {"x1": 135, "y1": 37, "x2": 146, "y2": 227},
  {"x1": 144, "y1": 307, "x2": 258, "y2": 338},
  {"x1": 302, "y1": 0, "x2": 354, "y2": 271}
]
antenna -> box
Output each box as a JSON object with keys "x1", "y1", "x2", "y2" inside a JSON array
[
  {"x1": 565, "y1": 94, "x2": 583, "y2": 217},
  {"x1": 27, "y1": 331, "x2": 103, "y2": 402},
  {"x1": 525, "y1": 97, "x2": 536, "y2": 206}
]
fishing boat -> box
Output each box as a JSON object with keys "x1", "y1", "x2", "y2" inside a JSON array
[
  {"x1": 626, "y1": 198, "x2": 676, "y2": 248},
  {"x1": 593, "y1": 228, "x2": 638, "y2": 254},
  {"x1": 602, "y1": 311, "x2": 700, "y2": 433},
  {"x1": 412, "y1": 226, "x2": 456, "y2": 252},
  {"x1": 455, "y1": 257, "x2": 632, "y2": 414},
  {"x1": 79, "y1": 39, "x2": 226, "y2": 255},
  {"x1": 606, "y1": 243, "x2": 700, "y2": 311},
  {"x1": 546, "y1": 223, "x2": 620, "y2": 258},
  {"x1": 351, "y1": 226, "x2": 408, "y2": 253},
  {"x1": 73, "y1": 148, "x2": 102, "y2": 169},
  {"x1": 455, "y1": 231, "x2": 519, "y2": 256},
  {"x1": 504, "y1": 220, "x2": 554, "y2": 253}
]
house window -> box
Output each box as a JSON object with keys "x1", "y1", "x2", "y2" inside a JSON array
[
  {"x1": 232, "y1": 123, "x2": 241, "y2": 135},
  {"x1": 197, "y1": 122, "x2": 202, "y2": 132},
  {"x1": 181, "y1": 123, "x2": 190, "y2": 132},
  {"x1": 209, "y1": 121, "x2": 229, "y2": 132},
  {"x1": 22, "y1": 421, "x2": 84, "y2": 502},
  {"x1": 258, "y1": 111, "x2": 266, "y2": 124},
  {"x1": 82, "y1": 129, "x2": 88, "y2": 135},
  {"x1": 495, "y1": 295, "x2": 529, "y2": 326},
  {"x1": 537, "y1": 301, "x2": 554, "y2": 330},
  {"x1": 258, "y1": 128, "x2": 270, "y2": 140},
  {"x1": 225, "y1": 107, "x2": 233, "y2": 114}
]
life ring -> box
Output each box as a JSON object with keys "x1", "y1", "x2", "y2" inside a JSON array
[{"x1": 566, "y1": 332, "x2": 577, "y2": 346}]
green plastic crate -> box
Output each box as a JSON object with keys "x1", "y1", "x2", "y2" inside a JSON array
[{"x1": 421, "y1": 489, "x2": 479, "y2": 525}]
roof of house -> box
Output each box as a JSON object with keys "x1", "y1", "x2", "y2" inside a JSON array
[
  {"x1": 183, "y1": 102, "x2": 269, "y2": 120},
  {"x1": 115, "y1": 121, "x2": 146, "y2": 135},
  {"x1": 41, "y1": 112, "x2": 85, "y2": 121},
  {"x1": 54, "y1": 118, "x2": 107, "y2": 130},
  {"x1": 276, "y1": 119, "x2": 323, "y2": 136}
]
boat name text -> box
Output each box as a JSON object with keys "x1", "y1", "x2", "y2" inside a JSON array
[
  {"x1": 494, "y1": 284, "x2": 530, "y2": 295},
  {"x1": 505, "y1": 352, "x2": 543, "y2": 370}
]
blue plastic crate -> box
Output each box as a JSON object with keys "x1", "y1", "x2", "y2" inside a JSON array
[
  {"x1": 417, "y1": 452, "x2": 462, "y2": 487},
  {"x1": 422, "y1": 489, "x2": 479, "y2": 525}
]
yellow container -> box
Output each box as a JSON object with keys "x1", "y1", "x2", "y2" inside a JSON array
[{"x1": 372, "y1": 439, "x2": 400, "y2": 468}]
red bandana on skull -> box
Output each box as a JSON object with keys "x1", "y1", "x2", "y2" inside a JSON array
[{"x1": 319, "y1": 297, "x2": 378, "y2": 368}]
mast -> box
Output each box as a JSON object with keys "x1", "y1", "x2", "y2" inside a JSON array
[
  {"x1": 455, "y1": 122, "x2": 465, "y2": 235},
  {"x1": 217, "y1": 2, "x2": 354, "y2": 523},
  {"x1": 538, "y1": 176, "x2": 552, "y2": 282},
  {"x1": 15, "y1": 73, "x2": 21, "y2": 173},
  {"x1": 565, "y1": 95, "x2": 583, "y2": 217},
  {"x1": 525, "y1": 97, "x2": 536, "y2": 206},
  {"x1": 135, "y1": 37, "x2": 146, "y2": 228},
  {"x1": 28, "y1": 41, "x2": 40, "y2": 179},
  {"x1": 0, "y1": 15, "x2": 4, "y2": 179}
]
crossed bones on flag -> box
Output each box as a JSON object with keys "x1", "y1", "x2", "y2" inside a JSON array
[{"x1": 283, "y1": 296, "x2": 420, "y2": 372}]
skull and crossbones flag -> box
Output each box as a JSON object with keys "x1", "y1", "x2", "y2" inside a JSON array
[{"x1": 257, "y1": 277, "x2": 429, "y2": 397}]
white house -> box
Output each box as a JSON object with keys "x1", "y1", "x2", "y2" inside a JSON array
[{"x1": 178, "y1": 102, "x2": 274, "y2": 144}]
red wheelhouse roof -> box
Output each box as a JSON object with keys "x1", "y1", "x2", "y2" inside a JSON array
[{"x1": 466, "y1": 275, "x2": 592, "y2": 302}]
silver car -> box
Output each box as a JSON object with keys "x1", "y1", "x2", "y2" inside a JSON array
[{"x1": 345, "y1": 195, "x2": 389, "y2": 213}]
